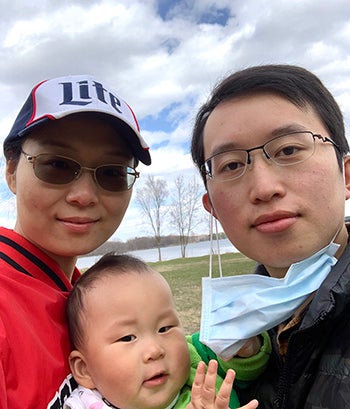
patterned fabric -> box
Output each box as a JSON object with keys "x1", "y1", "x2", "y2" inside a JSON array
[{"x1": 64, "y1": 386, "x2": 111, "y2": 409}]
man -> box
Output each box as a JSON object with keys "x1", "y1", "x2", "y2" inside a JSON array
[{"x1": 191, "y1": 64, "x2": 350, "y2": 408}]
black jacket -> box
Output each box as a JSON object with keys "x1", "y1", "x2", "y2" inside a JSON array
[{"x1": 240, "y1": 239, "x2": 350, "y2": 409}]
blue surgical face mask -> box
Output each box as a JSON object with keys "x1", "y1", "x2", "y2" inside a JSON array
[{"x1": 200, "y1": 216, "x2": 340, "y2": 360}]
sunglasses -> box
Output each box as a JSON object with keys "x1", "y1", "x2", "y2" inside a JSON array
[{"x1": 21, "y1": 151, "x2": 139, "y2": 192}]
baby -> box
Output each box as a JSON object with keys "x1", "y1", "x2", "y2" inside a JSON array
[{"x1": 64, "y1": 253, "x2": 270, "y2": 409}]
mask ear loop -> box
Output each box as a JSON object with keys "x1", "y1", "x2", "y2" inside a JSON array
[{"x1": 209, "y1": 209, "x2": 223, "y2": 278}]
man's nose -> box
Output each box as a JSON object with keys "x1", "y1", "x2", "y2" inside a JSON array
[{"x1": 247, "y1": 154, "x2": 286, "y2": 203}]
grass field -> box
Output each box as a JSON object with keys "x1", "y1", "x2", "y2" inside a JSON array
[{"x1": 149, "y1": 252, "x2": 256, "y2": 334}]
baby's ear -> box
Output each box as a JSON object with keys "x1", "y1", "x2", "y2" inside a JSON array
[{"x1": 69, "y1": 350, "x2": 96, "y2": 389}]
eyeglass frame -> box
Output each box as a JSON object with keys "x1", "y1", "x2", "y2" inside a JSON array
[
  {"x1": 21, "y1": 150, "x2": 140, "y2": 192},
  {"x1": 201, "y1": 131, "x2": 341, "y2": 182}
]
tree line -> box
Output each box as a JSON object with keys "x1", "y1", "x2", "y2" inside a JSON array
[
  {"x1": 135, "y1": 174, "x2": 207, "y2": 261},
  {"x1": 86, "y1": 174, "x2": 227, "y2": 261},
  {"x1": 86, "y1": 232, "x2": 227, "y2": 258}
]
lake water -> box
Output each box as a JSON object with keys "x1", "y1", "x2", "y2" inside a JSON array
[{"x1": 77, "y1": 238, "x2": 238, "y2": 269}]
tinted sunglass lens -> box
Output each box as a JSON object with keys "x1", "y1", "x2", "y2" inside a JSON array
[
  {"x1": 96, "y1": 166, "x2": 133, "y2": 192},
  {"x1": 34, "y1": 155, "x2": 80, "y2": 184},
  {"x1": 32, "y1": 155, "x2": 135, "y2": 191}
]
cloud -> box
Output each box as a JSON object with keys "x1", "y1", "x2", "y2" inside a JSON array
[{"x1": 1, "y1": 0, "x2": 350, "y2": 240}]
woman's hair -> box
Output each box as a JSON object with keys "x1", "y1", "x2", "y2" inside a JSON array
[
  {"x1": 191, "y1": 64, "x2": 349, "y2": 184},
  {"x1": 66, "y1": 253, "x2": 151, "y2": 349}
]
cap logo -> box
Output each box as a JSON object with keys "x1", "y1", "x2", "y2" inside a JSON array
[
  {"x1": 4, "y1": 74, "x2": 151, "y2": 165},
  {"x1": 60, "y1": 80, "x2": 122, "y2": 114}
]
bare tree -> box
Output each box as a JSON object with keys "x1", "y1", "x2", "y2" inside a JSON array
[
  {"x1": 169, "y1": 175, "x2": 204, "y2": 258},
  {"x1": 135, "y1": 175, "x2": 168, "y2": 261}
]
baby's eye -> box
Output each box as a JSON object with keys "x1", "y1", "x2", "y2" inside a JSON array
[
  {"x1": 159, "y1": 326, "x2": 173, "y2": 333},
  {"x1": 117, "y1": 334, "x2": 136, "y2": 342}
]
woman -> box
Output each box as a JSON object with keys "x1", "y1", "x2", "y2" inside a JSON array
[{"x1": 0, "y1": 74, "x2": 151, "y2": 409}]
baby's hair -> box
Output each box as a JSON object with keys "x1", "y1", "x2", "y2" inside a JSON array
[{"x1": 67, "y1": 253, "x2": 152, "y2": 349}]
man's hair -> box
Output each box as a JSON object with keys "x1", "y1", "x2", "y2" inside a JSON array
[
  {"x1": 66, "y1": 253, "x2": 151, "y2": 350},
  {"x1": 191, "y1": 64, "x2": 349, "y2": 184}
]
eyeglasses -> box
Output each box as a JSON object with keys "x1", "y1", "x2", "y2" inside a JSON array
[
  {"x1": 202, "y1": 131, "x2": 340, "y2": 182},
  {"x1": 21, "y1": 151, "x2": 140, "y2": 192}
]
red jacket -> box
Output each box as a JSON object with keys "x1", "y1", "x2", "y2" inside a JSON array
[{"x1": 0, "y1": 227, "x2": 81, "y2": 408}]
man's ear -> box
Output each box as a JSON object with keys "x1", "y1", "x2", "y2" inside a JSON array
[
  {"x1": 202, "y1": 192, "x2": 217, "y2": 218},
  {"x1": 344, "y1": 156, "x2": 350, "y2": 200},
  {"x1": 5, "y1": 160, "x2": 18, "y2": 195},
  {"x1": 69, "y1": 350, "x2": 96, "y2": 389}
]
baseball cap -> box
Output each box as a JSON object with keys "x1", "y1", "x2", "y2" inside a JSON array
[{"x1": 4, "y1": 74, "x2": 151, "y2": 165}]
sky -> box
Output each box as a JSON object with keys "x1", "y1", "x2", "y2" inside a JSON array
[{"x1": 1, "y1": 0, "x2": 350, "y2": 241}]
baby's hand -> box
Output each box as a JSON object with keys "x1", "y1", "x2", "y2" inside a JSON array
[{"x1": 187, "y1": 360, "x2": 258, "y2": 409}]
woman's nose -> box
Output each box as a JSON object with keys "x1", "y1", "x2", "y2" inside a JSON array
[{"x1": 65, "y1": 171, "x2": 99, "y2": 206}]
